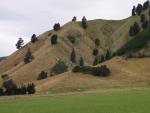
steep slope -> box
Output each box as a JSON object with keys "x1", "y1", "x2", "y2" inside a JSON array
[{"x1": 0, "y1": 8, "x2": 149, "y2": 89}]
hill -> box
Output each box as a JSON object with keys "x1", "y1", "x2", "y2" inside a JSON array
[{"x1": 0, "y1": 7, "x2": 150, "y2": 93}]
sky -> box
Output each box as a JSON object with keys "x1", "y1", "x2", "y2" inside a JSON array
[{"x1": 0, "y1": 0, "x2": 145, "y2": 56}]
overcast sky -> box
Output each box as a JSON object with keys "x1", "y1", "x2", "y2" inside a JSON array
[{"x1": 0, "y1": 0, "x2": 145, "y2": 56}]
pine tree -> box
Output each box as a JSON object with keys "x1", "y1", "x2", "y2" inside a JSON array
[
  {"x1": 105, "y1": 50, "x2": 111, "y2": 60},
  {"x1": 143, "y1": 0, "x2": 150, "y2": 10},
  {"x1": 132, "y1": 6, "x2": 136, "y2": 16},
  {"x1": 16, "y1": 38, "x2": 24, "y2": 49},
  {"x1": 53, "y1": 23, "x2": 60, "y2": 31},
  {"x1": 24, "y1": 49, "x2": 32, "y2": 64},
  {"x1": 142, "y1": 20, "x2": 148, "y2": 29},
  {"x1": 72, "y1": 16, "x2": 77, "y2": 22},
  {"x1": 70, "y1": 48, "x2": 76, "y2": 63},
  {"x1": 81, "y1": 16, "x2": 87, "y2": 29},
  {"x1": 133, "y1": 22, "x2": 140, "y2": 35},
  {"x1": 51, "y1": 34, "x2": 58, "y2": 45},
  {"x1": 31, "y1": 34, "x2": 38, "y2": 43},
  {"x1": 79, "y1": 57, "x2": 84, "y2": 67},
  {"x1": 93, "y1": 56, "x2": 100, "y2": 66},
  {"x1": 95, "y1": 38, "x2": 100, "y2": 46},
  {"x1": 140, "y1": 14, "x2": 146, "y2": 23},
  {"x1": 136, "y1": 4, "x2": 143, "y2": 15}
]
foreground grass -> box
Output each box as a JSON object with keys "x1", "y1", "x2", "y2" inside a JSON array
[{"x1": 0, "y1": 88, "x2": 150, "y2": 113}]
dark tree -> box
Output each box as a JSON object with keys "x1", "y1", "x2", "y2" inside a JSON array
[
  {"x1": 140, "y1": 14, "x2": 146, "y2": 23},
  {"x1": 37, "y1": 71, "x2": 48, "y2": 80},
  {"x1": 95, "y1": 38, "x2": 100, "y2": 46},
  {"x1": 53, "y1": 23, "x2": 60, "y2": 31},
  {"x1": 31, "y1": 34, "x2": 38, "y2": 43},
  {"x1": 142, "y1": 20, "x2": 148, "y2": 29},
  {"x1": 16, "y1": 38, "x2": 24, "y2": 49},
  {"x1": 133, "y1": 22, "x2": 140, "y2": 35},
  {"x1": 72, "y1": 16, "x2": 77, "y2": 22},
  {"x1": 93, "y1": 56, "x2": 100, "y2": 66},
  {"x1": 51, "y1": 34, "x2": 58, "y2": 45},
  {"x1": 129, "y1": 26, "x2": 135, "y2": 36},
  {"x1": 93, "y1": 48, "x2": 99, "y2": 56},
  {"x1": 20, "y1": 85, "x2": 27, "y2": 95},
  {"x1": 136, "y1": 4, "x2": 143, "y2": 15},
  {"x1": 70, "y1": 48, "x2": 76, "y2": 63},
  {"x1": 81, "y1": 16, "x2": 87, "y2": 29},
  {"x1": 149, "y1": 10, "x2": 150, "y2": 16},
  {"x1": 100, "y1": 55, "x2": 105, "y2": 63},
  {"x1": 24, "y1": 49, "x2": 32, "y2": 64},
  {"x1": 105, "y1": 50, "x2": 111, "y2": 60},
  {"x1": 79, "y1": 57, "x2": 84, "y2": 67},
  {"x1": 132, "y1": 6, "x2": 136, "y2": 16},
  {"x1": 27, "y1": 83, "x2": 36, "y2": 94},
  {"x1": 143, "y1": 0, "x2": 149, "y2": 10},
  {"x1": 3, "y1": 79, "x2": 17, "y2": 95}
]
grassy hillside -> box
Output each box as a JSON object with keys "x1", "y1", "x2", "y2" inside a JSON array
[
  {"x1": 117, "y1": 28, "x2": 150, "y2": 55},
  {"x1": 0, "y1": 8, "x2": 149, "y2": 93},
  {"x1": 0, "y1": 88, "x2": 150, "y2": 113}
]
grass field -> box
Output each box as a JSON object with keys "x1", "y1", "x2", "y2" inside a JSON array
[{"x1": 0, "y1": 88, "x2": 150, "y2": 113}]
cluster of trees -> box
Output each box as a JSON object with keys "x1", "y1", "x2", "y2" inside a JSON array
[
  {"x1": 132, "y1": 1, "x2": 150, "y2": 16},
  {"x1": 0, "y1": 79, "x2": 35, "y2": 96},
  {"x1": 72, "y1": 65, "x2": 110, "y2": 77}
]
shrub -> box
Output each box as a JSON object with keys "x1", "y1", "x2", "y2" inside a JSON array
[
  {"x1": 132, "y1": 6, "x2": 136, "y2": 16},
  {"x1": 51, "y1": 60, "x2": 68, "y2": 76},
  {"x1": 93, "y1": 56, "x2": 101, "y2": 66},
  {"x1": 93, "y1": 48, "x2": 99, "y2": 56},
  {"x1": 95, "y1": 38, "x2": 100, "y2": 46},
  {"x1": 140, "y1": 14, "x2": 146, "y2": 23},
  {"x1": 72, "y1": 66, "x2": 81, "y2": 73},
  {"x1": 142, "y1": 20, "x2": 148, "y2": 29},
  {"x1": 105, "y1": 50, "x2": 111, "y2": 60},
  {"x1": 27, "y1": 83, "x2": 36, "y2": 94},
  {"x1": 79, "y1": 57, "x2": 84, "y2": 67},
  {"x1": 70, "y1": 48, "x2": 76, "y2": 63},
  {"x1": 72, "y1": 16, "x2": 77, "y2": 22},
  {"x1": 92, "y1": 65, "x2": 110, "y2": 77},
  {"x1": 72, "y1": 65, "x2": 110, "y2": 77},
  {"x1": 0, "y1": 88, "x2": 4, "y2": 96},
  {"x1": 31, "y1": 34, "x2": 38, "y2": 43},
  {"x1": 51, "y1": 34, "x2": 58, "y2": 45},
  {"x1": 81, "y1": 16, "x2": 87, "y2": 29},
  {"x1": 24, "y1": 49, "x2": 33, "y2": 64},
  {"x1": 37, "y1": 71, "x2": 48, "y2": 80},
  {"x1": 53, "y1": 23, "x2": 60, "y2": 31},
  {"x1": 136, "y1": 4, "x2": 143, "y2": 15},
  {"x1": 67, "y1": 35, "x2": 76, "y2": 44}
]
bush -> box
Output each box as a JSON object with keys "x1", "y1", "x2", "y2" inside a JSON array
[
  {"x1": 72, "y1": 65, "x2": 110, "y2": 77},
  {"x1": 140, "y1": 14, "x2": 146, "y2": 23},
  {"x1": 93, "y1": 48, "x2": 99, "y2": 56},
  {"x1": 24, "y1": 49, "x2": 33, "y2": 64},
  {"x1": 92, "y1": 65, "x2": 110, "y2": 77},
  {"x1": 72, "y1": 66, "x2": 81, "y2": 73},
  {"x1": 72, "y1": 16, "x2": 77, "y2": 22},
  {"x1": 81, "y1": 16, "x2": 87, "y2": 29},
  {"x1": 95, "y1": 38, "x2": 100, "y2": 46},
  {"x1": 27, "y1": 83, "x2": 36, "y2": 94},
  {"x1": 67, "y1": 35, "x2": 76, "y2": 44},
  {"x1": 0, "y1": 88, "x2": 4, "y2": 96},
  {"x1": 70, "y1": 48, "x2": 76, "y2": 63},
  {"x1": 79, "y1": 57, "x2": 84, "y2": 67},
  {"x1": 31, "y1": 34, "x2": 38, "y2": 43},
  {"x1": 53, "y1": 23, "x2": 60, "y2": 31},
  {"x1": 51, "y1": 34, "x2": 58, "y2": 45},
  {"x1": 37, "y1": 71, "x2": 48, "y2": 80},
  {"x1": 142, "y1": 20, "x2": 148, "y2": 29},
  {"x1": 51, "y1": 60, "x2": 68, "y2": 76},
  {"x1": 93, "y1": 56, "x2": 101, "y2": 66}
]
